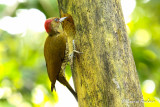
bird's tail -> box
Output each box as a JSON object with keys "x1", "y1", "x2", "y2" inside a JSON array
[
  {"x1": 57, "y1": 70, "x2": 78, "y2": 101},
  {"x1": 64, "y1": 79, "x2": 77, "y2": 101}
]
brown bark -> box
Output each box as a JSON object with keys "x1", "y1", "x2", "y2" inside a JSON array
[{"x1": 57, "y1": 0, "x2": 144, "y2": 107}]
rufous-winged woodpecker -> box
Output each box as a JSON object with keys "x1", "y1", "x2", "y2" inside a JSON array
[{"x1": 44, "y1": 17, "x2": 77, "y2": 101}]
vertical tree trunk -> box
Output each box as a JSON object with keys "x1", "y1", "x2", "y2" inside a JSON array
[{"x1": 57, "y1": 0, "x2": 144, "y2": 107}]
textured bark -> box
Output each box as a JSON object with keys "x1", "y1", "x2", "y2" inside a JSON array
[{"x1": 57, "y1": 0, "x2": 144, "y2": 107}]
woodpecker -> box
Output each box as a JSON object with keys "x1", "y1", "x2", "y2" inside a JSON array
[{"x1": 44, "y1": 17, "x2": 77, "y2": 101}]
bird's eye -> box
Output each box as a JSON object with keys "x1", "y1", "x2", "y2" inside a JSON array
[{"x1": 54, "y1": 18, "x2": 59, "y2": 22}]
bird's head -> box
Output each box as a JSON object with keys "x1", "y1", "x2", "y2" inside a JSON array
[{"x1": 44, "y1": 17, "x2": 67, "y2": 35}]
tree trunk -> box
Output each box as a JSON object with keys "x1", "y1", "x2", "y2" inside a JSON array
[{"x1": 57, "y1": 0, "x2": 144, "y2": 107}]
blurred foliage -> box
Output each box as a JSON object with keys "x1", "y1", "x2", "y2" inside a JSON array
[
  {"x1": 0, "y1": 0, "x2": 160, "y2": 107},
  {"x1": 128, "y1": 0, "x2": 160, "y2": 106}
]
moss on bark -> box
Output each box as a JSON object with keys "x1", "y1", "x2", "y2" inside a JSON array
[{"x1": 58, "y1": 0, "x2": 144, "y2": 107}]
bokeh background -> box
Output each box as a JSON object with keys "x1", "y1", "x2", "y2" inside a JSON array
[{"x1": 0, "y1": 0, "x2": 159, "y2": 107}]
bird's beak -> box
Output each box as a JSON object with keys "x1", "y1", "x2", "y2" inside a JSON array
[{"x1": 59, "y1": 17, "x2": 67, "y2": 22}]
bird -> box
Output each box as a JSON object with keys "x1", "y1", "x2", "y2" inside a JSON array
[{"x1": 44, "y1": 17, "x2": 77, "y2": 101}]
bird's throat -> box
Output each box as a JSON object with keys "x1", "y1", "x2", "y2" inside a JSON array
[{"x1": 49, "y1": 31, "x2": 60, "y2": 36}]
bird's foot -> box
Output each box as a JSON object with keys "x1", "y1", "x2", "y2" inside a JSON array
[
  {"x1": 73, "y1": 50, "x2": 83, "y2": 54},
  {"x1": 69, "y1": 40, "x2": 83, "y2": 60}
]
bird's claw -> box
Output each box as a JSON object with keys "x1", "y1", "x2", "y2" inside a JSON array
[
  {"x1": 73, "y1": 50, "x2": 83, "y2": 54},
  {"x1": 69, "y1": 50, "x2": 83, "y2": 60},
  {"x1": 72, "y1": 40, "x2": 83, "y2": 55}
]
